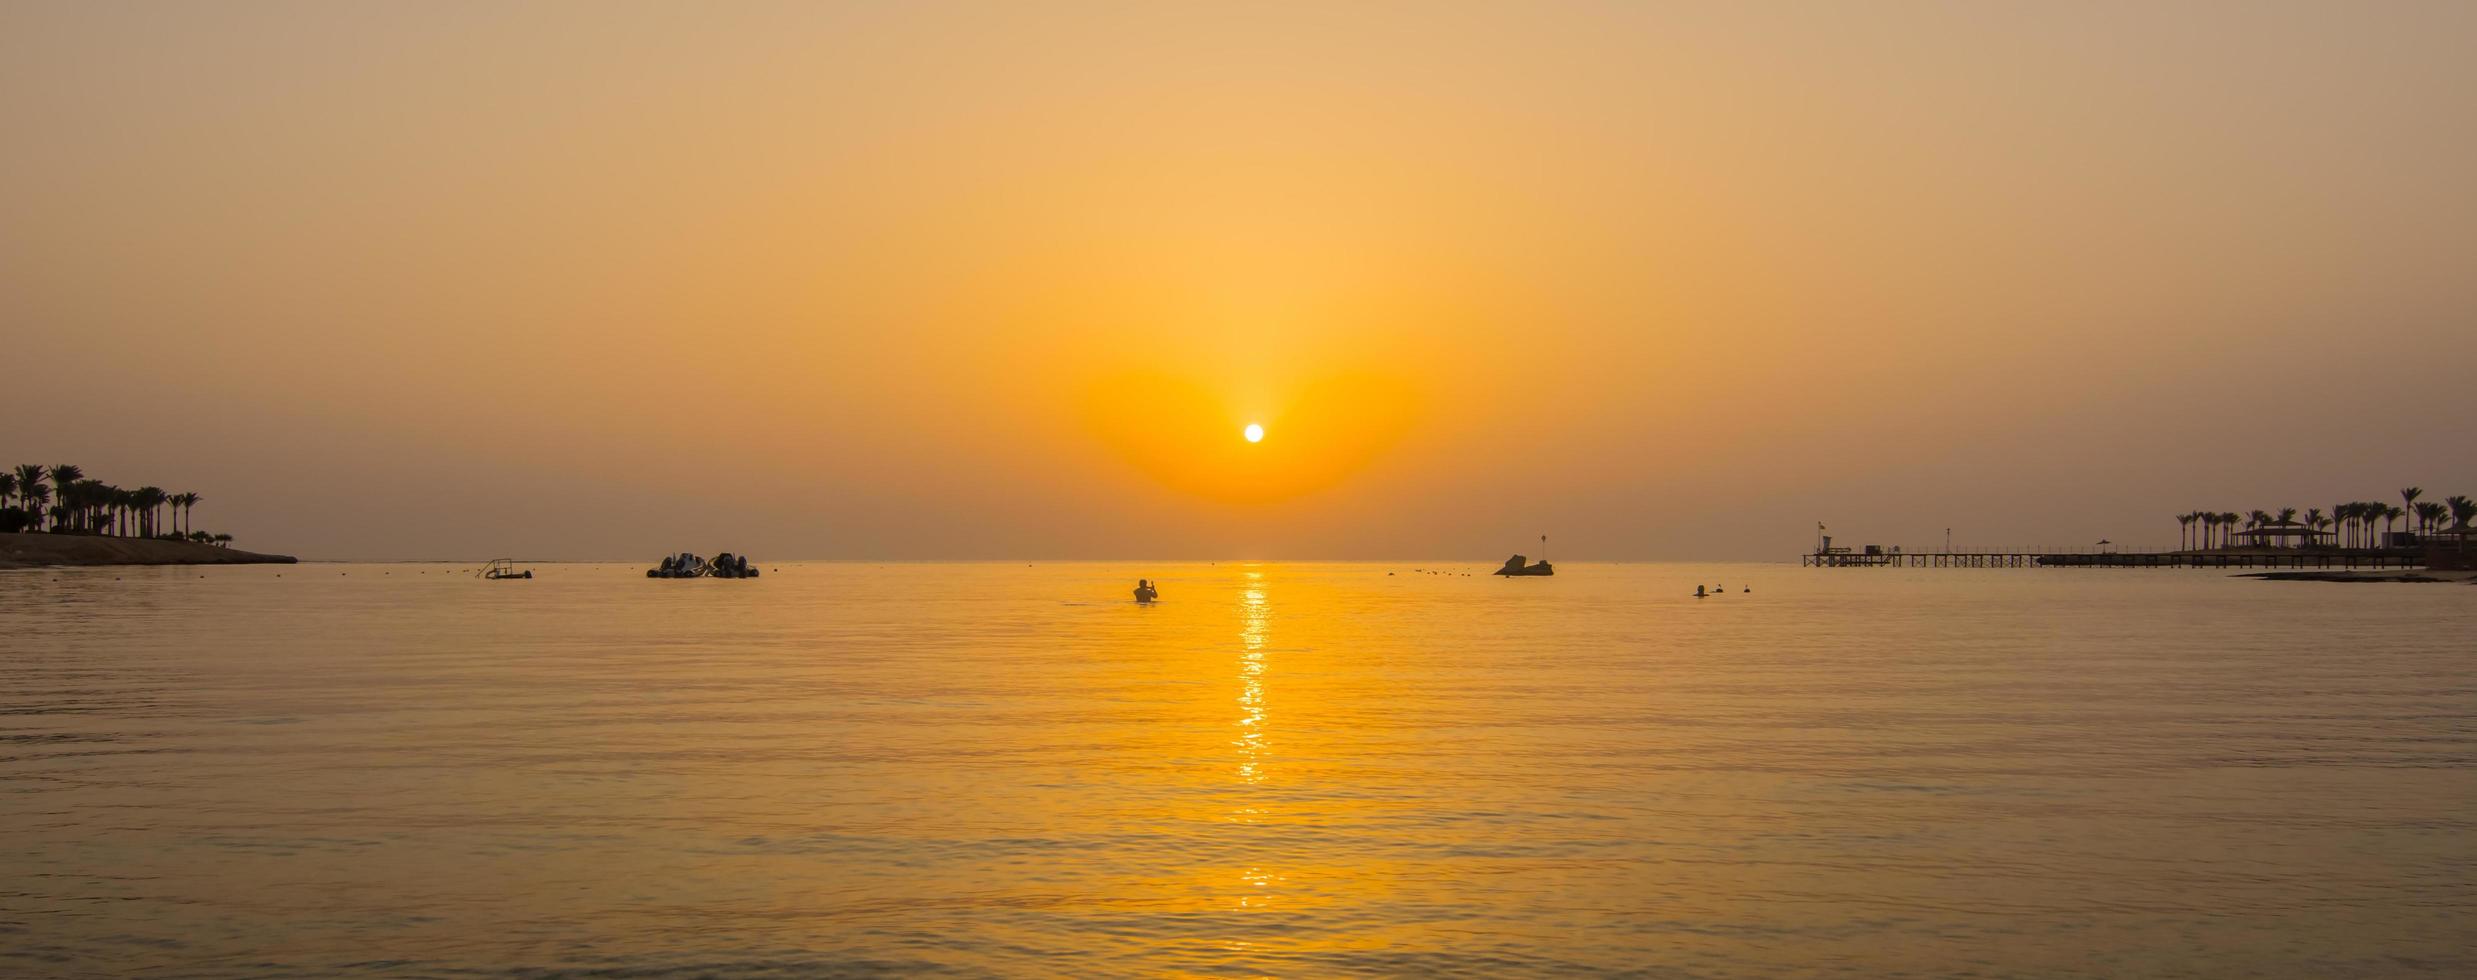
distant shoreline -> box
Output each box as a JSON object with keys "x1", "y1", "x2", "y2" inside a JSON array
[
  {"x1": 0, "y1": 532, "x2": 295, "y2": 569},
  {"x1": 2238, "y1": 569, "x2": 2477, "y2": 584}
]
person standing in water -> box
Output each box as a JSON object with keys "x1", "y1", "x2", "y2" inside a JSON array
[{"x1": 1134, "y1": 579, "x2": 1159, "y2": 603}]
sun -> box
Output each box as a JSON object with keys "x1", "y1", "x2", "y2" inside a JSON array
[{"x1": 1243, "y1": 422, "x2": 1265, "y2": 443}]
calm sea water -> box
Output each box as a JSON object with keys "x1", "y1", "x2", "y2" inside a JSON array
[{"x1": 3, "y1": 561, "x2": 2473, "y2": 977}]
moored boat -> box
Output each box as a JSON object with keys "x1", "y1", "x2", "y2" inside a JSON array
[
  {"x1": 1494, "y1": 554, "x2": 1554, "y2": 576},
  {"x1": 479, "y1": 558, "x2": 532, "y2": 580},
  {"x1": 646, "y1": 552, "x2": 759, "y2": 578}
]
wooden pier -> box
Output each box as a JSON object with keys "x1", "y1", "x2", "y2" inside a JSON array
[{"x1": 1801, "y1": 550, "x2": 2428, "y2": 569}]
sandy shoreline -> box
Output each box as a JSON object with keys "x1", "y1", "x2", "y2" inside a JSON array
[{"x1": 0, "y1": 532, "x2": 296, "y2": 569}]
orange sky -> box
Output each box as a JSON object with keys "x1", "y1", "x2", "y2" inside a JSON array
[{"x1": 5, "y1": 2, "x2": 2473, "y2": 559}]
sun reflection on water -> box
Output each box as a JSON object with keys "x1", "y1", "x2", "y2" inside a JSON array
[
  {"x1": 1235, "y1": 570, "x2": 1270, "y2": 788},
  {"x1": 1231, "y1": 570, "x2": 1288, "y2": 914}
]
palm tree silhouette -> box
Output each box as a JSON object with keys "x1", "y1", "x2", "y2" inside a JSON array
[
  {"x1": 2416, "y1": 501, "x2": 2446, "y2": 539},
  {"x1": 11, "y1": 465, "x2": 42, "y2": 528},
  {"x1": 106, "y1": 486, "x2": 131, "y2": 536},
  {"x1": 86, "y1": 481, "x2": 115, "y2": 534},
  {"x1": 173, "y1": 492, "x2": 201, "y2": 537},
  {"x1": 20, "y1": 480, "x2": 49, "y2": 531},
  {"x1": 62, "y1": 479, "x2": 92, "y2": 532},
  {"x1": 46, "y1": 465, "x2": 83, "y2": 531},
  {"x1": 134, "y1": 487, "x2": 166, "y2": 538},
  {"x1": 2448, "y1": 496, "x2": 2477, "y2": 553}
]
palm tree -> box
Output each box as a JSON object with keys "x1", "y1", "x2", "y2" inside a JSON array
[
  {"x1": 60, "y1": 479, "x2": 88, "y2": 532},
  {"x1": 2384, "y1": 506, "x2": 2404, "y2": 547},
  {"x1": 107, "y1": 486, "x2": 133, "y2": 536},
  {"x1": 2449, "y1": 496, "x2": 2477, "y2": 553},
  {"x1": 46, "y1": 465, "x2": 83, "y2": 531},
  {"x1": 83, "y1": 481, "x2": 116, "y2": 534},
  {"x1": 20, "y1": 479, "x2": 49, "y2": 531},
  {"x1": 2307, "y1": 508, "x2": 2330, "y2": 551},
  {"x1": 2177, "y1": 512, "x2": 2195, "y2": 551},
  {"x1": 178, "y1": 492, "x2": 202, "y2": 537},
  {"x1": 11, "y1": 465, "x2": 42, "y2": 528},
  {"x1": 2416, "y1": 501, "x2": 2447, "y2": 539},
  {"x1": 2222, "y1": 513, "x2": 2239, "y2": 550},
  {"x1": 134, "y1": 487, "x2": 166, "y2": 538}
]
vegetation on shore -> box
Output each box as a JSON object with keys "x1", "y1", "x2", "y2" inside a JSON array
[
  {"x1": 0, "y1": 463, "x2": 235, "y2": 548},
  {"x1": 2175, "y1": 488, "x2": 2476, "y2": 552}
]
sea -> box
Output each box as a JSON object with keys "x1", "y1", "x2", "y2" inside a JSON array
[{"x1": 3, "y1": 561, "x2": 2473, "y2": 977}]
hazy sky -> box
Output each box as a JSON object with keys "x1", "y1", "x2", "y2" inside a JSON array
[{"x1": 5, "y1": 1, "x2": 2473, "y2": 560}]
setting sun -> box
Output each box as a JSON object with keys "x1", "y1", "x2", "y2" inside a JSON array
[{"x1": 1244, "y1": 423, "x2": 1265, "y2": 444}]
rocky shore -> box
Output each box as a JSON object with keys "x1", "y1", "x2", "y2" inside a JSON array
[{"x1": 0, "y1": 532, "x2": 296, "y2": 569}]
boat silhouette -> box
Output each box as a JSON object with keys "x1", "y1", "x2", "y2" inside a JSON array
[
  {"x1": 648, "y1": 552, "x2": 760, "y2": 579},
  {"x1": 1494, "y1": 554, "x2": 1554, "y2": 576},
  {"x1": 478, "y1": 558, "x2": 532, "y2": 580}
]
